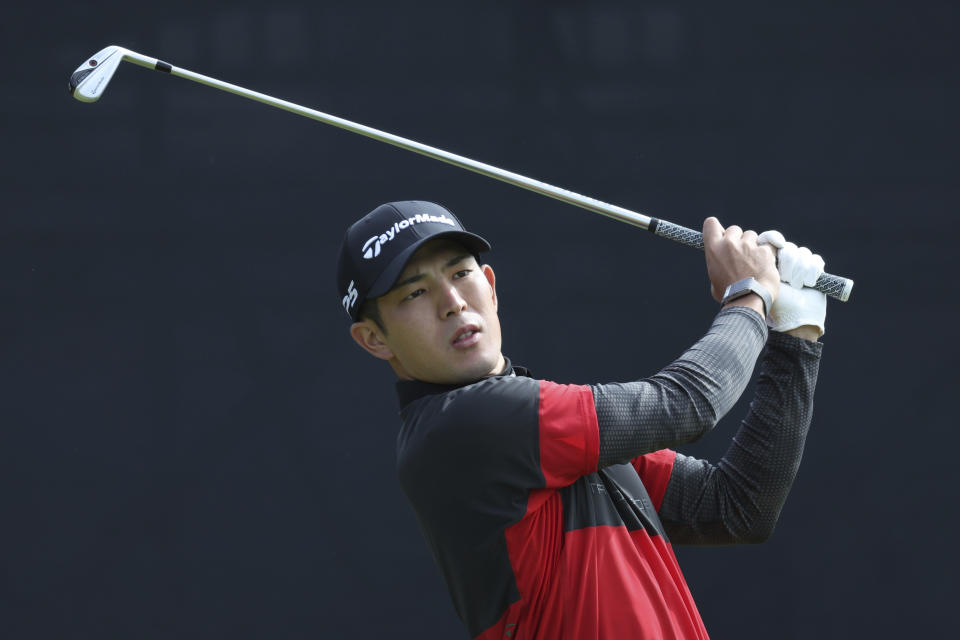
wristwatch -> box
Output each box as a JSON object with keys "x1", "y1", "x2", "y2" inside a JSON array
[{"x1": 721, "y1": 277, "x2": 772, "y2": 316}]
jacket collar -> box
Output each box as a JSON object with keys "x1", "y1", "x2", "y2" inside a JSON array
[{"x1": 395, "y1": 357, "x2": 531, "y2": 408}]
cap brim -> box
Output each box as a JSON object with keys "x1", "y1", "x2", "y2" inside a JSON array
[{"x1": 364, "y1": 230, "x2": 491, "y2": 301}]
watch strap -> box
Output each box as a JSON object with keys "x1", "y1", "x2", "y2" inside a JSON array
[{"x1": 721, "y1": 277, "x2": 772, "y2": 316}]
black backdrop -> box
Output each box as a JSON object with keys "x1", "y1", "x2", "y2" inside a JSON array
[{"x1": 3, "y1": 1, "x2": 957, "y2": 638}]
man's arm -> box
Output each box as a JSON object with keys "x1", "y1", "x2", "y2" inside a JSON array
[
  {"x1": 655, "y1": 330, "x2": 823, "y2": 544},
  {"x1": 592, "y1": 305, "x2": 768, "y2": 465},
  {"x1": 590, "y1": 217, "x2": 782, "y2": 465}
]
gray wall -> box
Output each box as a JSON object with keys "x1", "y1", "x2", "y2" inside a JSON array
[{"x1": 3, "y1": 1, "x2": 956, "y2": 637}]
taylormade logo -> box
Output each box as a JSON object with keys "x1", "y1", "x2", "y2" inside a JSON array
[{"x1": 361, "y1": 213, "x2": 456, "y2": 259}]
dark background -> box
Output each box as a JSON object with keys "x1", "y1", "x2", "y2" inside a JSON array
[{"x1": 3, "y1": 1, "x2": 957, "y2": 638}]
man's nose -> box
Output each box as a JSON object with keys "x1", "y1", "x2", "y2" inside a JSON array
[{"x1": 440, "y1": 284, "x2": 467, "y2": 317}]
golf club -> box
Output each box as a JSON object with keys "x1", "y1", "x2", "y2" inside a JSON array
[{"x1": 69, "y1": 45, "x2": 854, "y2": 302}]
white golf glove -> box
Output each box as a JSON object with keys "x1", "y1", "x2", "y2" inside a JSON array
[{"x1": 756, "y1": 230, "x2": 827, "y2": 337}]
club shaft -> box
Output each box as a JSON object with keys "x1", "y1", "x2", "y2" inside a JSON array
[
  {"x1": 115, "y1": 50, "x2": 853, "y2": 302},
  {"x1": 161, "y1": 63, "x2": 652, "y2": 230}
]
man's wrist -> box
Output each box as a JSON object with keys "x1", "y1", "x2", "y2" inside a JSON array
[
  {"x1": 722, "y1": 293, "x2": 766, "y2": 318},
  {"x1": 784, "y1": 325, "x2": 821, "y2": 342}
]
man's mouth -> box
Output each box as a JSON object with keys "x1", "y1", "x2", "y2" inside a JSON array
[{"x1": 451, "y1": 325, "x2": 481, "y2": 348}]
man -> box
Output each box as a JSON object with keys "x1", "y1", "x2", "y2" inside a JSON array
[{"x1": 337, "y1": 200, "x2": 825, "y2": 639}]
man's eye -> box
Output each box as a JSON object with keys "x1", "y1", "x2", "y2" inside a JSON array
[
  {"x1": 453, "y1": 269, "x2": 471, "y2": 279},
  {"x1": 403, "y1": 289, "x2": 426, "y2": 301}
]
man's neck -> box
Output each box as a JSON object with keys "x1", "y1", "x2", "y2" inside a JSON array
[{"x1": 395, "y1": 356, "x2": 521, "y2": 408}]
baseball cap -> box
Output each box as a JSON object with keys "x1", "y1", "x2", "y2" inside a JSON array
[{"x1": 336, "y1": 201, "x2": 491, "y2": 321}]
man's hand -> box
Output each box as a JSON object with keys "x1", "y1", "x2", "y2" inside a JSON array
[
  {"x1": 703, "y1": 217, "x2": 780, "y2": 315},
  {"x1": 757, "y1": 230, "x2": 828, "y2": 340}
]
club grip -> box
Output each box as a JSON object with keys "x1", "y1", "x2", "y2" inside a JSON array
[
  {"x1": 811, "y1": 271, "x2": 853, "y2": 302},
  {"x1": 648, "y1": 218, "x2": 854, "y2": 302},
  {"x1": 648, "y1": 218, "x2": 706, "y2": 249}
]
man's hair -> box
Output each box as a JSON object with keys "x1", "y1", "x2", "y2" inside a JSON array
[{"x1": 358, "y1": 298, "x2": 387, "y2": 335}]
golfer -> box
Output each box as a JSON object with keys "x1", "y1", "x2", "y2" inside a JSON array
[{"x1": 337, "y1": 200, "x2": 825, "y2": 639}]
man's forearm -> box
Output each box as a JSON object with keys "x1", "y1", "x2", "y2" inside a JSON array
[
  {"x1": 594, "y1": 306, "x2": 768, "y2": 468},
  {"x1": 659, "y1": 331, "x2": 823, "y2": 544}
]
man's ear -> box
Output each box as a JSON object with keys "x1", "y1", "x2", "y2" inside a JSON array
[
  {"x1": 349, "y1": 321, "x2": 394, "y2": 361},
  {"x1": 481, "y1": 264, "x2": 498, "y2": 310}
]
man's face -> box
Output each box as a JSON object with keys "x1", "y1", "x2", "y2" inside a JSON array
[{"x1": 351, "y1": 239, "x2": 506, "y2": 384}]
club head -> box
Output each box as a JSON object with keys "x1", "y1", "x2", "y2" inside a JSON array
[{"x1": 69, "y1": 46, "x2": 126, "y2": 102}]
